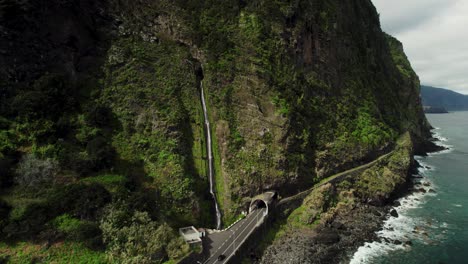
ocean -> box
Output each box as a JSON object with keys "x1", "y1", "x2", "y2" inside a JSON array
[{"x1": 350, "y1": 111, "x2": 468, "y2": 264}]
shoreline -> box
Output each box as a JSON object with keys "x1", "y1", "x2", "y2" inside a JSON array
[
  {"x1": 259, "y1": 132, "x2": 449, "y2": 264},
  {"x1": 349, "y1": 131, "x2": 450, "y2": 264}
]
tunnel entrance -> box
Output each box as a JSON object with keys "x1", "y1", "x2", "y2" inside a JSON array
[
  {"x1": 249, "y1": 199, "x2": 268, "y2": 214},
  {"x1": 249, "y1": 191, "x2": 279, "y2": 214},
  {"x1": 251, "y1": 199, "x2": 267, "y2": 210}
]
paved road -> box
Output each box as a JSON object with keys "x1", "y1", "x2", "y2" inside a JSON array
[
  {"x1": 194, "y1": 151, "x2": 397, "y2": 264},
  {"x1": 203, "y1": 208, "x2": 267, "y2": 264}
]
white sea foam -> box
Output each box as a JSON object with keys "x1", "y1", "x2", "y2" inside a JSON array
[
  {"x1": 433, "y1": 131, "x2": 448, "y2": 142},
  {"x1": 415, "y1": 157, "x2": 435, "y2": 175},
  {"x1": 351, "y1": 160, "x2": 437, "y2": 263},
  {"x1": 350, "y1": 241, "x2": 406, "y2": 264},
  {"x1": 429, "y1": 143, "x2": 454, "y2": 156},
  {"x1": 453, "y1": 204, "x2": 463, "y2": 208},
  {"x1": 350, "y1": 130, "x2": 452, "y2": 263},
  {"x1": 350, "y1": 184, "x2": 429, "y2": 264},
  {"x1": 429, "y1": 130, "x2": 454, "y2": 155}
]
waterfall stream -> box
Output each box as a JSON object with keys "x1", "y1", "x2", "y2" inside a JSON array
[{"x1": 200, "y1": 80, "x2": 222, "y2": 230}]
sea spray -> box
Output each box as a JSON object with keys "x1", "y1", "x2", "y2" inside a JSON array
[{"x1": 350, "y1": 133, "x2": 451, "y2": 264}]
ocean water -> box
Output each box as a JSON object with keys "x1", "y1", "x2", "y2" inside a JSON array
[{"x1": 350, "y1": 111, "x2": 468, "y2": 264}]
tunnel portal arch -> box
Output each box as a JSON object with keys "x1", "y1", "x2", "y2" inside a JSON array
[{"x1": 248, "y1": 191, "x2": 279, "y2": 214}]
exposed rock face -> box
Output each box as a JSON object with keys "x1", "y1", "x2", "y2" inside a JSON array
[
  {"x1": 1, "y1": 0, "x2": 431, "y2": 225},
  {"x1": 260, "y1": 133, "x2": 416, "y2": 263},
  {"x1": 261, "y1": 205, "x2": 388, "y2": 264},
  {"x1": 0, "y1": 0, "x2": 113, "y2": 87},
  {"x1": 0, "y1": 0, "x2": 438, "y2": 263}
]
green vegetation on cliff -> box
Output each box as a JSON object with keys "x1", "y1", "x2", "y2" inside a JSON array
[
  {"x1": 260, "y1": 133, "x2": 415, "y2": 262},
  {"x1": 0, "y1": 0, "x2": 431, "y2": 262}
]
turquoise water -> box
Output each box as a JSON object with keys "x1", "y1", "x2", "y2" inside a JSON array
[{"x1": 351, "y1": 111, "x2": 468, "y2": 264}]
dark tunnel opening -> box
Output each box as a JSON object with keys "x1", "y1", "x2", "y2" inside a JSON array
[{"x1": 251, "y1": 200, "x2": 267, "y2": 211}]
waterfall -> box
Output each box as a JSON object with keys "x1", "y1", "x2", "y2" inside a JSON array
[{"x1": 200, "y1": 80, "x2": 222, "y2": 230}]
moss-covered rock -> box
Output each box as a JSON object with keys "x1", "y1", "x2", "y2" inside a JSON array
[
  {"x1": 0, "y1": 0, "x2": 433, "y2": 261},
  {"x1": 356, "y1": 133, "x2": 414, "y2": 204}
]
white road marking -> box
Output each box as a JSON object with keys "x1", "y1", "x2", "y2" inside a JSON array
[{"x1": 204, "y1": 209, "x2": 266, "y2": 264}]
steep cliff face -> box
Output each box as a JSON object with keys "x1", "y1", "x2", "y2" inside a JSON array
[
  {"x1": 0, "y1": 0, "x2": 431, "y2": 262},
  {"x1": 119, "y1": 0, "x2": 431, "y2": 219},
  {"x1": 104, "y1": 0, "x2": 432, "y2": 219}
]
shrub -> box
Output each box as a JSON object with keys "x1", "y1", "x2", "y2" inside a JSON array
[
  {"x1": 53, "y1": 214, "x2": 82, "y2": 234},
  {"x1": 127, "y1": 191, "x2": 160, "y2": 219},
  {"x1": 52, "y1": 214, "x2": 103, "y2": 249},
  {"x1": 85, "y1": 106, "x2": 114, "y2": 128},
  {"x1": 0, "y1": 130, "x2": 15, "y2": 155},
  {"x1": 86, "y1": 137, "x2": 115, "y2": 170},
  {"x1": 166, "y1": 237, "x2": 190, "y2": 260},
  {"x1": 48, "y1": 183, "x2": 112, "y2": 220},
  {"x1": 100, "y1": 203, "x2": 179, "y2": 264},
  {"x1": 15, "y1": 154, "x2": 59, "y2": 187},
  {"x1": 3, "y1": 203, "x2": 51, "y2": 238},
  {"x1": 3, "y1": 183, "x2": 110, "y2": 240},
  {"x1": 10, "y1": 74, "x2": 76, "y2": 119}
]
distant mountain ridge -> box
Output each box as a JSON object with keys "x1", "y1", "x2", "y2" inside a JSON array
[
  {"x1": 421, "y1": 85, "x2": 468, "y2": 110},
  {"x1": 423, "y1": 106, "x2": 448, "y2": 114}
]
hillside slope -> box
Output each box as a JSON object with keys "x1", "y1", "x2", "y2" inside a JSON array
[
  {"x1": 421, "y1": 85, "x2": 468, "y2": 110},
  {"x1": 0, "y1": 0, "x2": 432, "y2": 262}
]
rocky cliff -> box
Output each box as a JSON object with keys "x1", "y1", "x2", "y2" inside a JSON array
[{"x1": 0, "y1": 0, "x2": 432, "y2": 263}]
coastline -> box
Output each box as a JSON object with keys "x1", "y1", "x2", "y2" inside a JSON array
[
  {"x1": 260, "y1": 133, "x2": 442, "y2": 264},
  {"x1": 349, "y1": 130, "x2": 451, "y2": 264}
]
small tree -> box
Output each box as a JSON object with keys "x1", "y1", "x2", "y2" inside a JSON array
[
  {"x1": 15, "y1": 154, "x2": 59, "y2": 187},
  {"x1": 100, "y1": 203, "x2": 183, "y2": 264}
]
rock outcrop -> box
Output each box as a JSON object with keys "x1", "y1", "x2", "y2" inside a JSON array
[
  {"x1": 261, "y1": 133, "x2": 417, "y2": 263},
  {"x1": 0, "y1": 0, "x2": 435, "y2": 262}
]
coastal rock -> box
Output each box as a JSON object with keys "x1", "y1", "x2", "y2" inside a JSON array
[
  {"x1": 390, "y1": 209, "x2": 399, "y2": 218},
  {"x1": 331, "y1": 221, "x2": 345, "y2": 230},
  {"x1": 416, "y1": 188, "x2": 427, "y2": 193},
  {"x1": 316, "y1": 229, "x2": 340, "y2": 245}
]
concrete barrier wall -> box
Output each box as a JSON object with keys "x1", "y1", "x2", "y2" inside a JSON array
[{"x1": 225, "y1": 213, "x2": 274, "y2": 264}]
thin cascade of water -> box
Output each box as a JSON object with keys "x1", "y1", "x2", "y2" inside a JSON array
[{"x1": 200, "y1": 80, "x2": 222, "y2": 230}]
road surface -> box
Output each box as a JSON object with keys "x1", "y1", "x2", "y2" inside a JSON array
[{"x1": 203, "y1": 208, "x2": 267, "y2": 264}]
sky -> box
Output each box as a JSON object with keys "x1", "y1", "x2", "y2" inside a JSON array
[{"x1": 372, "y1": 0, "x2": 468, "y2": 94}]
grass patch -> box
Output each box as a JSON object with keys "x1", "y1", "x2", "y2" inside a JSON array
[
  {"x1": 0, "y1": 187, "x2": 50, "y2": 220},
  {"x1": 191, "y1": 103, "x2": 207, "y2": 182},
  {"x1": 211, "y1": 121, "x2": 227, "y2": 223},
  {"x1": 0, "y1": 241, "x2": 107, "y2": 264},
  {"x1": 81, "y1": 174, "x2": 126, "y2": 193}
]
